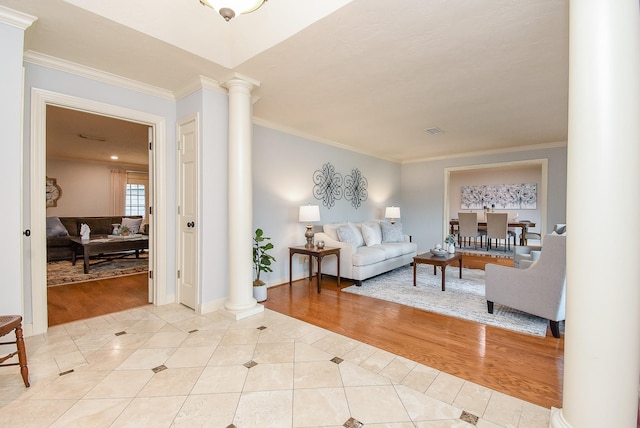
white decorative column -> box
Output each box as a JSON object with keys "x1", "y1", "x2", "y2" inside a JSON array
[
  {"x1": 220, "y1": 74, "x2": 264, "y2": 320},
  {"x1": 551, "y1": 1, "x2": 640, "y2": 427}
]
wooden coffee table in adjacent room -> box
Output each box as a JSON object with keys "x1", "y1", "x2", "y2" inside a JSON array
[
  {"x1": 69, "y1": 235, "x2": 149, "y2": 274},
  {"x1": 413, "y1": 252, "x2": 463, "y2": 291}
]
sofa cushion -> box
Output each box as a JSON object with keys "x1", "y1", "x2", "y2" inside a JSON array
[
  {"x1": 380, "y1": 221, "x2": 404, "y2": 243},
  {"x1": 121, "y1": 217, "x2": 143, "y2": 234},
  {"x1": 337, "y1": 225, "x2": 359, "y2": 246},
  {"x1": 352, "y1": 246, "x2": 386, "y2": 267},
  {"x1": 323, "y1": 222, "x2": 347, "y2": 241},
  {"x1": 377, "y1": 242, "x2": 417, "y2": 258},
  {"x1": 46, "y1": 216, "x2": 69, "y2": 237}
]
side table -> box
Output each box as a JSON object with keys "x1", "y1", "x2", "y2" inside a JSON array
[{"x1": 289, "y1": 246, "x2": 340, "y2": 293}]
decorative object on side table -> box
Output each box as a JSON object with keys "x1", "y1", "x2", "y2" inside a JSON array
[
  {"x1": 298, "y1": 204, "x2": 320, "y2": 248},
  {"x1": 315, "y1": 240, "x2": 325, "y2": 249},
  {"x1": 445, "y1": 234, "x2": 456, "y2": 253},
  {"x1": 253, "y1": 228, "x2": 276, "y2": 303}
]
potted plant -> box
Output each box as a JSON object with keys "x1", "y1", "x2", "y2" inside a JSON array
[
  {"x1": 253, "y1": 228, "x2": 276, "y2": 302},
  {"x1": 444, "y1": 234, "x2": 456, "y2": 253},
  {"x1": 119, "y1": 225, "x2": 131, "y2": 236}
]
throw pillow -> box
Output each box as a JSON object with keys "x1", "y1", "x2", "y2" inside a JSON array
[
  {"x1": 46, "y1": 216, "x2": 69, "y2": 237},
  {"x1": 336, "y1": 225, "x2": 359, "y2": 246},
  {"x1": 361, "y1": 223, "x2": 381, "y2": 246},
  {"x1": 380, "y1": 221, "x2": 404, "y2": 243},
  {"x1": 347, "y1": 222, "x2": 365, "y2": 247},
  {"x1": 121, "y1": 217, "x2": 143, "y2": 234},
  {"x1": 323, "y1": 222, "x2": 346, "y2": 241}
]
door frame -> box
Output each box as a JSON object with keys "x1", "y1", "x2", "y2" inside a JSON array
[
  {"x1": 29, "y1": 88, "x2": 169, "y2": 335},
  {"x1": 443, "y1": 158, "x2": 548, "y2": 242}
]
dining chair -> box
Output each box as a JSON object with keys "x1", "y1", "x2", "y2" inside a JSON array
[
  {"x1": 457, "y1": 212, "x2": 486, "y2": 249},
  {"x1": 0, "y1": 315, "x2": 30, "y2": 387},
  {"x1": 486, "y1": 212, "x2": 509, "y2": 251}
]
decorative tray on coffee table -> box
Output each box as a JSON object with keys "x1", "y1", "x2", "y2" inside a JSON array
[{"x1": 430, "y1": 248, "x2": 448, "y2": 257}]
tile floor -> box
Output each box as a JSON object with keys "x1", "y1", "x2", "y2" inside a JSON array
[{"x1": 0, "y1": 304, "x2": 551, "y2": 427}]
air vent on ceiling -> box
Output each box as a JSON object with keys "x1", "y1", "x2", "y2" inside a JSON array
[{"x1": 424, "y1": 127, "x2": 444, "y2": 135}]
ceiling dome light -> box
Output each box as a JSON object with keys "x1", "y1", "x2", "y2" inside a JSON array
[{"x1": 199, "y1": 0, "x2": 267, "y2": 21}]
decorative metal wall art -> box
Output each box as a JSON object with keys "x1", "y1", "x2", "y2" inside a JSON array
[
  {"x1": 313, "y1": 163, "x2": 343, "y2": 208},
  {"x1": 344, "y1": 168, "x2": 368, "y2": 209},
  {"x1": 461, "y1": 183, "x2": 537, "y2": 210},
  {"x1": 312, "y1": 163, "x2": 369, "y2": 209}
]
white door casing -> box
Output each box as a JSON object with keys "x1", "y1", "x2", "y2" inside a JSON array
[
  {"x1": 177, "y1": 115, "x2": 199, "y2": 309},
  {"x1": 29, "y1": 88, "x2": 168, "y2": 335}
]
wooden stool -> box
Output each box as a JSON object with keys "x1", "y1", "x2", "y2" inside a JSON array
[{"x1": 0, "y1": 315, "x2": 30, "y2": 387}]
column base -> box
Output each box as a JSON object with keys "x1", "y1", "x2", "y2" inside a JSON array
[
  {"x1": 550, "y1": 408, "x2": 573, "y2": 428},
  {"x1": 218, "y1": 303, "x2": 264, "y2": 321}
]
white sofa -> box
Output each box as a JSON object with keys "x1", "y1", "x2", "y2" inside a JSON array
[{"x1": 313, "y1": 221, "x2": 417, "y2": 285}]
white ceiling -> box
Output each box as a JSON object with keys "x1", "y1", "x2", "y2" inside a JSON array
[{"x1": 4, "y1": 0, "x2": 569, "y2": 164}]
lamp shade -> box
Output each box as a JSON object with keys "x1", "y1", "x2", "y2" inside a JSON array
[
  {"x1": 299, "y1": 205, "x2": 320, "y2": 223},
  {"x1": 385, "y1": 206, "x2": 401, "y2": 219}
]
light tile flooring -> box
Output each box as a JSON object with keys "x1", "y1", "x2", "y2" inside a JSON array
[{"x1": 0, "y1": 304, "x2": 551, "y2": 427}]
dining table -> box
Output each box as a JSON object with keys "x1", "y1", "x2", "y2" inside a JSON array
[{"x1": 449, "y1": 219, "x2": 536, "y2": 246}]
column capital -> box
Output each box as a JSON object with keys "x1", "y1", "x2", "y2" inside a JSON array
[{"x1": 221, "y1": 72, "x2": 260, "y2": 91}]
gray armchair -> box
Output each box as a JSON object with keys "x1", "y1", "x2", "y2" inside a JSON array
[{"x1": 485, "y1": 234, "x2": 566, "y2": 338}]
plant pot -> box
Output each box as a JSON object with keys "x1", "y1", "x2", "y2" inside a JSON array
[
  {"x1": 448, "y1": 243, "x2": 455, "y2": 254},
  {"x1": 253, "y1": 284, "x2": 267, "y2": 303}
]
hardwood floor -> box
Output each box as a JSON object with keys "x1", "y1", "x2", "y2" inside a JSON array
[
  {"x1": 264, "y1": 270, "x2": 564, "y2": 410},
  {"x1": 47, "y1": 273, "x2": 150, "y2": 326}
]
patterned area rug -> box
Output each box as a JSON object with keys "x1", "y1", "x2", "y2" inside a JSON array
[
  {"x1": 47, "y1": 254, "x2": 148, "y2": 286},
  {"x1": 342, "y1": 265, "x2": 548, "y2": 336}
]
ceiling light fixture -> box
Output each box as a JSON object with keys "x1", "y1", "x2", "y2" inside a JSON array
[
  {"x1": 110, "y1": 155, "x2": 119, "y2": 160},
  {"x1": 78, "y1": 133, "x2": 106, "y2": 141},
  {"x1": 199, "y1": 0, "x2": 267, "y2": 21}
]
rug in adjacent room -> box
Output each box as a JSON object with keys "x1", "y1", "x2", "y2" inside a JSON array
[
  {"x1": 341, "y1": 265, "x2": 548, "y2": 336},
  {"x1": 47, "y1": 254, "x2": 148, "y2": 286}
]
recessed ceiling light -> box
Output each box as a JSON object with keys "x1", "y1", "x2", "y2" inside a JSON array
[
  {"x1": 110, "y1": 155, "x2": 119, "y2": 160},
  {"x1": 424, "y1": 127, "x2": 444, "y2": 135}
]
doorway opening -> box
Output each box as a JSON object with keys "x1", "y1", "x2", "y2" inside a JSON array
[{"x1": 29, "y1": 89, "x2": 169, "y2": 335}]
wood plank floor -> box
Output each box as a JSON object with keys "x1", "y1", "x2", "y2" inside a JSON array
[
  {"x1": 47, "y1": 273, "x2": 150, "y2": 326},
  {"x1": 264, "y1": 268, "x2": 564, "y2": 410}
]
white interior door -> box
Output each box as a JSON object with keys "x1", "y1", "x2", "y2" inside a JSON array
[{"x1": 177, "y1": 115, "x2": 199, "y2": 309}]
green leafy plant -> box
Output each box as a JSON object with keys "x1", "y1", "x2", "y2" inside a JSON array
[
  {"x1": 444, "y1": 234, "x2": 456, "y2": 245},
  {"x1": 253, "y1": 228, "x2": 276, "y2": 286}
]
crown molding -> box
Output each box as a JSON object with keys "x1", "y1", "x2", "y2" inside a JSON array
[
  {"x1": 402, "y1": 141, "x2": 568, "y2": 164},
  {"x1": 174, "y1": 75, "x2": 227, "y2": 100},
  {"x1": 253, "y1": 117, "x2": 400, "y2": 164},
  {"x1": 23, "y1": 50, "x2": 175, "y2": 100},
  {"x1": 0, "y1": 6, "x2": 37, "y2": 30}
]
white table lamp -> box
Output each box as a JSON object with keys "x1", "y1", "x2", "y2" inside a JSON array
[
  {"x1": 299, "y1": 205, "x2": 320, "y2": 248},
  {"x1": 385, "y1": 206, "x2": 401, "y2": 224}
]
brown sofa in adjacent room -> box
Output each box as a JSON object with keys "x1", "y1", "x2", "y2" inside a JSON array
[{"x1": 46, "y1": 216, "x2": 144, "y2": 262}]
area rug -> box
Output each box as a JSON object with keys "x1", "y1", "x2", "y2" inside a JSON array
[
  {"x1": 47, "y1": 254, "x2": 148, "y2": 286},
  {"x1": 342, "y1": 265, "x2": 548, "y2": 336}
]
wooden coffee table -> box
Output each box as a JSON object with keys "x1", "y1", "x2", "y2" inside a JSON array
[
  {"x1": 413, "y1": 252, "x2": 463, "y2": 291},
  {"x1": 69, "y1": 235, "x2": 149, "y2": 274}
]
